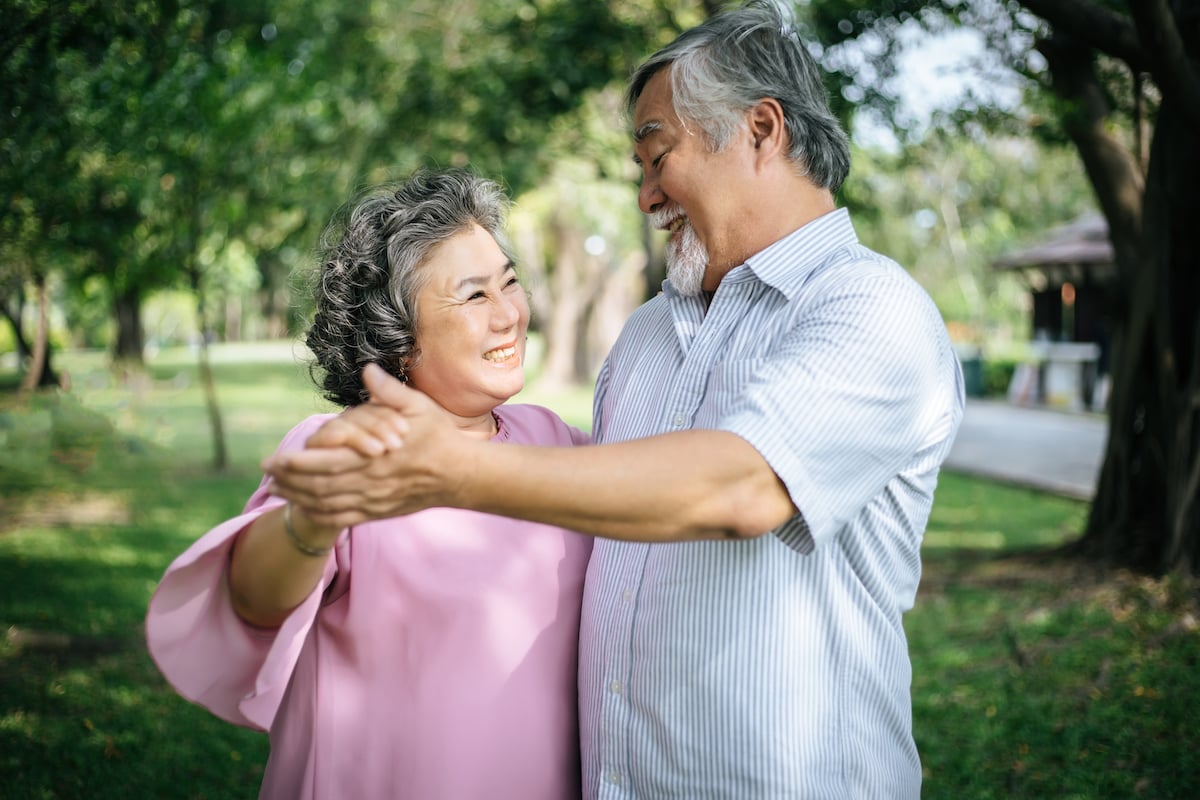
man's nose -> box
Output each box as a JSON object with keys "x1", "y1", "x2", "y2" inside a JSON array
[{"x1": 638, "y1": 176, "x2": 664, "y2": 215}]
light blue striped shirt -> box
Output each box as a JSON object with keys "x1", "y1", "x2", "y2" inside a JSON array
[{"x1": 579, "y1": 208, "x2": 965, "y2": 799}]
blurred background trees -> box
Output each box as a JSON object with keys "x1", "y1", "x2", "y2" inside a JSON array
[
  {"x1": 3, "y1": 0, "x2": 1196, "y2": 574},
  {"x1": 3, "y1": 0, "x2": 1080, "y2": 382}
]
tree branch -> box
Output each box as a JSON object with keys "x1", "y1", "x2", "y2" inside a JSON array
[
  {"x1": 1036, "y1": 33, "x2": 1144, "y2": 252},
  {"x1": 1020, "y1": 0, "x2": 1143, "y2": 66},
  {"x1": 1128, "y1": 0, "x2": 1200, "y2": 132}
]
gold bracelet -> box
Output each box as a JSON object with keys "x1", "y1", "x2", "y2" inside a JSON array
[{"x1": 282, "y1": 502, "x2": 333, "y2": 557}]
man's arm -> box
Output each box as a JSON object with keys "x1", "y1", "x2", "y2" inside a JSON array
[{"x1": 262, "y1": 364, "x2": 797, "y2": 542}]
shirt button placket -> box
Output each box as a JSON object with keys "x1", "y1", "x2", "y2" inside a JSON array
[{"x1": 599, "y1": 559, "x2": 640, "y2": 799}]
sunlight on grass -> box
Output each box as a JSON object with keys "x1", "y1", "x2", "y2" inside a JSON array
[
  {"x1": 0, "y1": 526, "x2": 155, "y2": 568},
  {"x1": 926, "y1": 471, "x2": 1088, "y2": 553},
  {"x1": 923, "y1": 530, "x2": 1007, "y2": 549}
]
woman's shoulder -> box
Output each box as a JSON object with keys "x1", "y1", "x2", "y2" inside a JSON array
[
  {"x1": 276, "y1": 412, "x2": 339, "y2": 453},
  {"x1": 495, "y1": 404, "x2": 590, "y2": 446}
]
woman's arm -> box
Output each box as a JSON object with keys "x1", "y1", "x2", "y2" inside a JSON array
[
  {"x1": 228, "y1": 503, "x2": 340, "y2": 628},
  {"x1": 227, "y1": 405, "x2": 406, "y2": 627}
]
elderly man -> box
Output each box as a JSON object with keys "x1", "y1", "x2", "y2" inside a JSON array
[{"x1": 266, "y1": 2, "x2": 963, "y2": 796}]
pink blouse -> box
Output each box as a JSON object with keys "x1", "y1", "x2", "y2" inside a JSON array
[{"x1": 146, "y1": 404, "x2": 592, "y2": 799}]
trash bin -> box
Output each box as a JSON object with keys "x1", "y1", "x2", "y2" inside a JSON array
[{"x1": 954, "y1": 345, "x2": 985, "y2": 398}]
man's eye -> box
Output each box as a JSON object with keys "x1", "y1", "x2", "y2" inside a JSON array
[
  {"x1": 469, "y1": 291, "x2": 486, "y2": 300},
  {"x1": 652, "y1": 152, "x2": 666, "y2": 168}
]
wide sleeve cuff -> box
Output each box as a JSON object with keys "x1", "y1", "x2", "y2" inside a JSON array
[{"x1": 144, "y1": 502, "x2": 338, "y2": 731}]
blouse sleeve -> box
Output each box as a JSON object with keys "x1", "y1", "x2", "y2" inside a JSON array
[{"x1": 144, "y1": 415, "x2": 342, "y2": 731}]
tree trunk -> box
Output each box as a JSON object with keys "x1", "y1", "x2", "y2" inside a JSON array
[
  {"x1": 257, "y1": 252, "x2": 292, "y2": 339},
  {"x1": 192, "y1": 272, "x2": 229, "y2": 472},
  {"x1": 1081, "y1": 96, "x2": 1200, "y2": 576},
  {"x1": 1007, "y1": 2, "x2": 1199, "y2": 579},
  {"x1": 1, "y1": 288, "x2": 33, "y2": 363},
  {"x1": 112, "y1": 285, "x2": 145, "y2": 365},
  {"x1": 197, "y1": 334, "x2": 229, "y2": 471},
  {"x1": 538, "y1": 220, "x2": 589, "y2": 390},
  {"x1": 17, "y1": 274, "x2": 59, "y2": 391},
  {"x1": 641, "y1": 214, "x2": 666, "y2": 302}
]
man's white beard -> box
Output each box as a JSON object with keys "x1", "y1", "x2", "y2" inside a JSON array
[{"x1": 664, "y1": 220, "x2": 707, "y2": 297}]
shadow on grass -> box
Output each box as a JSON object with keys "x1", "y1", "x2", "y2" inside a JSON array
[
  {"x1": 910, "y1": 548, "x2": 1200, "y2": 799},
  {"x1": 1, "y1": 390, "x2": 269, "y2": 797},
  {"x1": 1, "y1": 643, "x2": 267, "y2": 798},
  {"x1": 0, "y1": 518, "x2": 270, "y2": 797}
]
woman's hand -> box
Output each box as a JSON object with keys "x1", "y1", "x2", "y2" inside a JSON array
[{"x1": 262, "y1": 365, "x2": 471, "y2": 527}]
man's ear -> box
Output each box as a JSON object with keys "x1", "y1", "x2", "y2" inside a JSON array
[{"x1": 748, "y1": 98, "x2": 787, "y2": 161}]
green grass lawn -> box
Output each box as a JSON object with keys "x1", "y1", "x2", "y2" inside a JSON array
[
  {"x1": 1, "y1": 344, "x2": 1197, "y2": 798},
  {"x1": 911, "y1": 476, "x2": 1199, "y2": 798}
]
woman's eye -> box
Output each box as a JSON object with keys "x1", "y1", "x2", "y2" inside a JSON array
[
  {"x1": 468, "y1": 290, "x2": 486, "y2": 301},
  {"x1": 505, "y1": 276, "x2": 520, "y2": 288},
  {"x1": 652, "y1": 152, "x2": 666, "y2": 169}
]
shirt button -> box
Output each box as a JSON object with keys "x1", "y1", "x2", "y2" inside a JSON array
[
  {"x1": 608, "y1": 772, "x2": 621, "y2": 785},
  {"x1": 610, "y1": 680, "x2": 622, "y2": 694},
  {"x1": 672, "y1": 412, "x2": 686, "y2": 427},
  {"x1": 622, "y1": 589, "x2": 633, "y2": 603}
]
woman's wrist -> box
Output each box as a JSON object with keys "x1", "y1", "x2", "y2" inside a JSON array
[{"x1": 282, "y1": 502, "x2": 337, "y2": 557}]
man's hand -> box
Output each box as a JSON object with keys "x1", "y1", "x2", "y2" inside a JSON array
[
  {"x1": 262, "y1": 364, "x2": 470, "y2": 527},
  {"x1": 304, "y1": 401, "x2": 410, "y2": 456}
]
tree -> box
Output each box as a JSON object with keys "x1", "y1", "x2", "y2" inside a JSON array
[
  {"x1": 843, "y1": 130, "x2": 1094, "y2": 341},
  {"x1": 1056, "y1": 0, "x2": 1200, "y2": 577},
  {"x1": 812, "y1": 0, "x2": 1198, "y2": 576},
  {"x1": 0, "y1": 199, "x2": 61, "y2": 390}
]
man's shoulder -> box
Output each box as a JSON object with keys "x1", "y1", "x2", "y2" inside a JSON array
[{"x1": 808, "y1": 245, "x2": 934, "y2": 305}]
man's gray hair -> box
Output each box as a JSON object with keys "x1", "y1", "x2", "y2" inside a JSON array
[{"x1": 626, "y1": 0, "x2": 850, "y2": 193}]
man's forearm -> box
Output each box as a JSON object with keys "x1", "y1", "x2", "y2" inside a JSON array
[
  {"x1": 262, "y1": 366, "x2": 797, "y2": 541},
  {"x1": 452, "y1": 428, "x2": 796, "y2": 542}
]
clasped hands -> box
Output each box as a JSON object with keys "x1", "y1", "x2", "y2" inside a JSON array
[{"x1": 262, "y1": 364, "x2": 465, "y2": 528}]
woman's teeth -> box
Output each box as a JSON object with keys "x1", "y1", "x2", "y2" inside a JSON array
[{"x1": 483, "y1": 346, "x2": 516, "y2": 362}]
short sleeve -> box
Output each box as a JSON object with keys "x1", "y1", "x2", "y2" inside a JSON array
[{"x1": 718, "y1": 268, "x2": 961, "y2": 550}]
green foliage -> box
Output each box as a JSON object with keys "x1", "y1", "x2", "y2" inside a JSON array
[
  {"x1": 844, "y1": 130, "x2": 1095, "y2": 347},
  {"x1": 982, "y1": 357, "x2": 1018, "y2": 398},
  {"x1": 5, "y1": 0, "x2": 1116, "y2": 386},
  {"x1": 2, "y1": 0, "x2": 693, "y2": 374}
]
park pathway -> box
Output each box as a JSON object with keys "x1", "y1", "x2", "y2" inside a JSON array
[{"x1": 944, "y1": 399, "x2": 1108, "y2": 500}]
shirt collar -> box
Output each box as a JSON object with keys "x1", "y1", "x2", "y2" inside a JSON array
[
  {"x1": 660, "y1": 208, "x2": 859, "y2": 303},
  {"x1": 741, "y1": 208, "x2": 859, "y2": 300}
]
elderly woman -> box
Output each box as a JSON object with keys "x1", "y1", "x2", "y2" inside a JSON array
[{"x1": 145, "y1": 169, "x2": 591, "y2": 799}]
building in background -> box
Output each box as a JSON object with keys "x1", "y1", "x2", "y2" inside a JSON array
[{"x1": 993, "y1": 213, "x2": 1115, "y2": 412}]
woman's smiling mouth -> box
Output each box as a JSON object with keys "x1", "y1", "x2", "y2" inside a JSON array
[{"x1": 483, "y1": 345, "x2": 518, "y2": 363}]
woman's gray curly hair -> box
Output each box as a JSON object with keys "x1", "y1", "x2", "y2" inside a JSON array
[{"x1": 305, "y1": 168, "x2": 513, "y2": 408}]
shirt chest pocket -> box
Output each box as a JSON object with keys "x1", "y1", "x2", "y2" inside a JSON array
[{"x1": 694, "y1": 357, "x2": 768, "y2": 428}]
